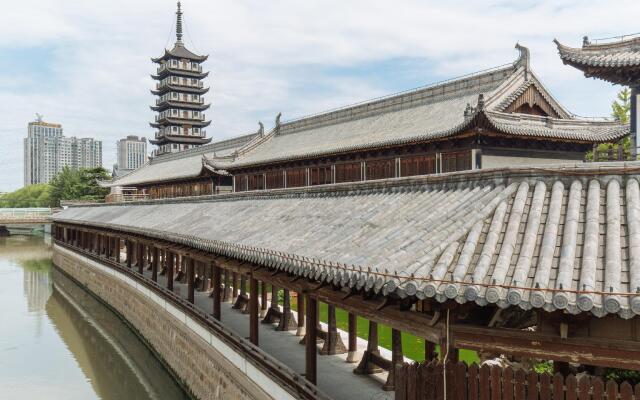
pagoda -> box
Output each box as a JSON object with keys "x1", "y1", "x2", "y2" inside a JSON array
[
  {"x1": 150, "y1": 2, "x2": 211, "y2": 156},
  {"x1": 555, "y1": 35, "x2": 640, "y2": 158}
]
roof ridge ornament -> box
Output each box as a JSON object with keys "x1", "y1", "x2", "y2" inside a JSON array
[
  {"x1": 583, "y1": 36, "x2": 590, "y2": 47},
  {"x1": 515, "y1": 43, "x2": 530, "y2": 80},
  {"x1": 175, "y1": 2, "x2": 184, "y2": 45},
  {"x1": 477, "y1": 93, "x2": 486, "y2": 111},
  {"x1": 258, "y1": 121, "x2": 264, "y2": 136},
  {"x1": 275, "y1": 112, "x2": 282, "y2": 130}
]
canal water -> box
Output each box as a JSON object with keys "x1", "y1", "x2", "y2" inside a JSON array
[{"x1": 0, "y1": 234, "x2": 189, "y2": 400}]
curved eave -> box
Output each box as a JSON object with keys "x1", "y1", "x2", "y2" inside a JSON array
[
  {"x1": 150, "y1": 85, "x2": 210, "y2": 96},
  {"x1": 218, "y1": 110, "x2": 628, "y2": 171},
  {"x1": 151, "y1": 70, "x2": 209, "y2": 80},
  {"x1": 151, "y1": 50, "x2": 208, "y2": 64},
  {"x1": 554, "y1": 39, "x2": 640, "y2": 85},
  {"x1": 149, "y1": 135, "x2": 212, "y2": 145},
  {"x1": 150, "y1": 118, "x2": 211, "y2": 128},
  {"x1": 150, "y1": 102, "x2": 211, "y2": 112}
]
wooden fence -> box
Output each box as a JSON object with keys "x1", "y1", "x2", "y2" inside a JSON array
[{"x1": 395, "y1": 361, "x2": 640, "y2": 400}]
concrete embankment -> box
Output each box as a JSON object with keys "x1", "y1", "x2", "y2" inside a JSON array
[{"x1": 53, "y1": 244, "x2": 295, "y2": 400}]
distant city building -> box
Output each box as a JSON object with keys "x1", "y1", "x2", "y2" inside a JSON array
[
  {"x1": 23, "y1": 116, "x2": 103, "y2": 186},
  {"x1": 149, "y1": 2, "x2": 211, "y2": 157},
  {"x1": 117, "y1": 135, "x2": 148, "y2": 171}
]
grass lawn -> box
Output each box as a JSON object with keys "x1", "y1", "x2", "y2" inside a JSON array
[{"x1": 284, "y1": 293, "x2": 479, "y2": 364}]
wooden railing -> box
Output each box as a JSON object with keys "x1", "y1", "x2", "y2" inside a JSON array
[
  {"x1": 395, "y1": 361, "x2": 640, "y2": 400},
  {"x1": 105, "y1": 193, "x2": 150, "y2": 203}
]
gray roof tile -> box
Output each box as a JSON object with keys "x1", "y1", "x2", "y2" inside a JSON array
[{"x1": 56, "y1": 162, "x2": 640, "y2": 319}]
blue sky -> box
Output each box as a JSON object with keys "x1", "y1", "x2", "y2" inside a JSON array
[{"x1": 1, "y1": 0, "x2": 638, "y2": 191}]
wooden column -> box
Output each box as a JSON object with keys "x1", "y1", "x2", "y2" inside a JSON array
[
  {"x1": 233, "y1": 276, "x2": 249, "y2": 311},
  {"x1": 249, "y1": 277, "x2": 259, "y2": 345},
  {"x1": 262, "y1": 285, "x2": 281, "y2": 324},
  {"x1": 151, "y1": 247, "x2": 159, "y2": 282},
  {"x1": 186, "y1": 257, "x2": 195, "y2": 303},
  {"x1": 260, "y1": 282, "x2": 268, "y2": 318},
  {"x1": 222, "y1": 270, "x2": 231, "y2": 302},
  {"x1": 167, "y1": 252, "x2": 174, "y2": 291},
  {"x1": 116, "y1": 238, "x2": 121, "y2": 263},
  {"x1": 425, "y1": 341, "x2": 437, "y2": 362},
  {"x1": 320, "y1": 304, "x2": 347, "y2": 355},
  {"x1": 126, "y1": 240, "x2": 132, "y2": 269},
  {"x1": 305, "y1": 295, "x2": 318, "y2": 385},
  {"x1": 138, "y1": 243, "x2": 144, "y2": 274},
  {"x1": 296, "y1": 292, "x2": 306, "y2": 336},
  {"x1": 212, "y1": 263, "x2": 221, "y2": 320},
  {"x1": 382, "y1": 329, "x2": 404, "y2": 391},
  {"x1": 347, "y1": 313, "x2": 358, "y2": 362},
  {"x1": 231, "y1": 273, "x2": 239, "y2": 302},
  {"x1": 276, "y1": 289, "x2": 297, "y2": 331},
  {"x1": 354, "y1": 321, "x2": 383, "y2": 374}
]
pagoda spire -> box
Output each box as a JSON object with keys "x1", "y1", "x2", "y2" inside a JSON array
[{"x1": 176, "y1": 1, "x2": 183, "y2": 45}]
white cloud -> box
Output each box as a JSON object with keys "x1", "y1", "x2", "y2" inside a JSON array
[{"x1": 1, "y1": 0, "x2": 638, "y2": 190}]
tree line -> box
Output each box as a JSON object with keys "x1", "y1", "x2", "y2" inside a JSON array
[{"x1": 0, "y1": 167, "x2": 110, "y2": 208}]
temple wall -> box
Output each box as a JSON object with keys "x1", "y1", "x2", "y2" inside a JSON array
[{"x1": 52, "y1": 244, "x2": 292, "y2": 400}]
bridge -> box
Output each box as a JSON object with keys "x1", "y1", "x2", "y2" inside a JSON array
[
  {"x1": 0, "y1": 208, "x2": 53, "y2": 225},
  {"x1": 0, "y1": 208, "x2": 54, "y2": 235}
]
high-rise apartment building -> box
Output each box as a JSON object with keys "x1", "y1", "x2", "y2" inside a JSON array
[
  {"x1": 117, "y1": 135, "x2": 147, "y2": 170},
  {"x1": 23, "y1": 117, "x2": 103, "y2": 186}
]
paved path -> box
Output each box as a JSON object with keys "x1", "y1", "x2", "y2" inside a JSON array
[{"x1": 145, "y1": 270, "x2": 394, "y2": 400}]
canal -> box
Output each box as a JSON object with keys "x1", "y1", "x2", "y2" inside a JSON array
[{"x1": 0, "y1": 234, "x2": 189, "y2": 400}]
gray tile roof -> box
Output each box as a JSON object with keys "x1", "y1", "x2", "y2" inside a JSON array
[
  {"x1": 152, "y1": 43, "x2": 208, "y2": 63},
  {"x1": 555, "y1": 37, "x2": 640, "y2": 68},
  {"x1": 206, "y1": 48, "x2": 626, "y2": 170},
  {"x1": 57, "y1": 162, "x2": 640, "y2": 319},
  {"x1": 104, "y1": 132, "x2": 260, "y2": 187}
]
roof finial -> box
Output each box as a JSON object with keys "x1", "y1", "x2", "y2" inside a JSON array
[
  {"x1": 515, "y1": 43, "x2": 530, "y2": 80},
  {"x1": 176, "y1": 1, "x2": 183, "y2": 45},
  {"x1": 583, "y1": 36, "x2": 590, "y2": 47}
]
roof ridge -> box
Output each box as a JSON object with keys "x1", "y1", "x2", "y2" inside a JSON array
[{"x1": 276, "y1": 62, "x2": 518, "y2": 137}]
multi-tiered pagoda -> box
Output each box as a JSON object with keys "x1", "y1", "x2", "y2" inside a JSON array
[{"x1": 150, "y1": 2, "x2": 211, "y2": 156}]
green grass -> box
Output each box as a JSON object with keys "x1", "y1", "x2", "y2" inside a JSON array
[{"x1": 283, "y1": 292, "x2": 479, "y2": 364}]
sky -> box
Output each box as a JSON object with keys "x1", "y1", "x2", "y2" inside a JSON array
[{"x1": 1, "y1": 0, "x2": 639, "y2": 191}]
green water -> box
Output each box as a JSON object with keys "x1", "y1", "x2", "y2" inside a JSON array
[{"x1": 0, "y1": 235, "x2": 188, "y2": 400}]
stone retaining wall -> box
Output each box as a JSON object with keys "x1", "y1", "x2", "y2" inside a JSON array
[{"x1": 53, "y1": 245, "x2": 276, "y2": 400}]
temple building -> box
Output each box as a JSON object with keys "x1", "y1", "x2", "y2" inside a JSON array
[
  {"x1": 150, "y1": 2, "x2": 211, "y2": 157},
  {"x1": 555, "y1": 34, "x2": 640, "y2": 158},
  {"x1": 105, "y1": 43, "x2": 628, "y2": 200}
]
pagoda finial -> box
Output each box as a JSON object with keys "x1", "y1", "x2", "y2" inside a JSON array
[{"x1": 176, "y1": 1, "x2": 184, "y2": 45}]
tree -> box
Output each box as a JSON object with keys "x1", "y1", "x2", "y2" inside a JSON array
[
  {"x1": 48, "y1": 166, "x2": 110, "y2": 207},
  {"x1": 586, "y1": 88, "x2": 633, "y2": 161},
  {"x1": 612, "y1": 88, "x2": 631, "y2": 124},
  {"x1": 0, "y1": 184, "x2": 51, "y2": 208}
]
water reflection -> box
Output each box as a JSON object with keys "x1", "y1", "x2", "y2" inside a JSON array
[{"x1": 0, "y1": 235, "x2": 188, "y2": 400}]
